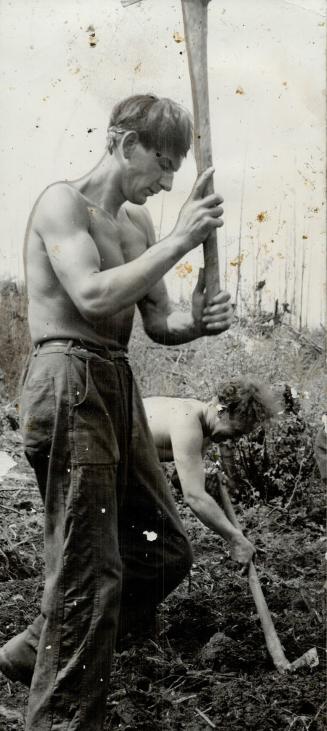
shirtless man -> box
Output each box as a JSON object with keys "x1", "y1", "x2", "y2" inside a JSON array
[
  {"x1": 144, "y1": 378, "x2": 276, "y2": 562},
  {"x1": 0, "y1": 95, "x2": 234, "y2": 731}
]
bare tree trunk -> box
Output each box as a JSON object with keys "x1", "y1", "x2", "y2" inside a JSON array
[
  {"x1": 299, "y1": 243, "x2": 306, "y2": 331},
  {"x1": 258, "y1": 289, "x2": 262, "y2": 315},
  {"x1": 254, "y1": 237, "x2": 262, "y2": 316},
  {"x1": 291, "y1": 198, "x2": 297, "y2": 325},
  {"x1": 224, "y1": 224, "x2": 228, "y2": 291},
  {"x1": 305, "y1": 252, "x2": 311, "y2": 329},
  {"x1": 284, "y1": 224, "x2": 290, "y2": 310},
  {"x1": 252, "y1": 238, "x2": 258, "y2": 317},
  {"x1": 235, "y1": 152, "x2": 247, "y2": 314}
]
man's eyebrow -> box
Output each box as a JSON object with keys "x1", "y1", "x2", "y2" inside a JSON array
[
  {"x1": 156, "y1": 152, "x2": 178, "y2": 171},
  {"x1": 156, "y1": 152, "x2": 169, "y2": 162}
]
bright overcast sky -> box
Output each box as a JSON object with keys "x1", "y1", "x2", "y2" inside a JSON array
[{"x1": 0, "y1": 0, "x2": 325, "y2": 326}]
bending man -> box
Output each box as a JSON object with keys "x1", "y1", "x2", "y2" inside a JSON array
[{"x1": 144, "y1": 377, "x2": 276, "y2": 563}]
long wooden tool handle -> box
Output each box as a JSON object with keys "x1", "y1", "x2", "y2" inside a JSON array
[
  {"x1": 218, "y1": 479, "x2": 291, "y2": 672},
  {"x1": 181, "y1": 0, "x2": 220, "y2": 301}
]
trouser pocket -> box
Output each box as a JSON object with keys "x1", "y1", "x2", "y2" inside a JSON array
[
  {"x1": 66, "y1": 355, "x2": 121, "y2": 466},
  {"x1": 20, "y1": 376, "x2": 56, "y2": 456}
]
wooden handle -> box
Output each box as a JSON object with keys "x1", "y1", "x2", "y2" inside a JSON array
[
  {"x1": 218, "y1": 479, "x2": 291, "y2": 672},
  {"x1": 181, "y1": 0, "x2": 220, "y2": 300}
]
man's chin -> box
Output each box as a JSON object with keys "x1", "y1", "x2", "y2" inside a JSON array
[
  {"x1": 131, "y1": 192, "x2": 148, "y2": 205},
  {"x1": 142, "y1": 189, "x2": 156, "y2": 202}
]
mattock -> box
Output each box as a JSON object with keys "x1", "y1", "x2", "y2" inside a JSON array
[
  {"x1": 218, "y1": 442, "x2": 319, "y2": 673},
  {"x1": 121, "y1": 0, "x2": 220, "y2": 301}
]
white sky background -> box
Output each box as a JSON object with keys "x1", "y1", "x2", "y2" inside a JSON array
[{"x1": 0, "y1": 0, "x2": 325, "y2": 327}]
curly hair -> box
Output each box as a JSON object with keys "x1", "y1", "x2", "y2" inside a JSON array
[
  {"x1": 216, "y1": 377, "x2": 279, "y2": 436},
  {"x1": 107, "y1": 94, "x2": 193, "y2": 158}
]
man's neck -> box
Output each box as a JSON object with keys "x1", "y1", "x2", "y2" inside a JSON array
[
  {"x1": 72, "y1": 152, "x2": 126, "y2": 217},
  {"x1": 204, "y1": 401, "x2": 234, "y2": 442}
]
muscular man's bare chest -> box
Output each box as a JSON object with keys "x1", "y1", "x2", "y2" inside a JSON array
[{"x1": 87, "y1": 204, "x2": 148, "y2": 270}]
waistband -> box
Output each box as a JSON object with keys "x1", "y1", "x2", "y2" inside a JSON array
[{"x1": 33, "y1": 338, "x2": 128, "y2": 360}]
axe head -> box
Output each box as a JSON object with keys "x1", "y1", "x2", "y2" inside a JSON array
[{"x1": 290, "y1": 647, "x2": 319, "y2": 672}]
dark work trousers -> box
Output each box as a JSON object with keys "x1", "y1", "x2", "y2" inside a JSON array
[{"x1": 19, "y1": 340, "x2": 193, "y2": 731}]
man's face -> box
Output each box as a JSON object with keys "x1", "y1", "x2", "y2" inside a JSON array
[{"x1": 123, "y1": 142, "x2": 183, "y2": 205}]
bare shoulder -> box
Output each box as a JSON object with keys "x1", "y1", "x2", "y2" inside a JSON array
[
  {"x1": 200, "y1": 403, "x2": 220, "y2": 434},
  {"x1": 175, "y1": 398, "x2": 204, "y2": 422},
  {"x1": 122, "y1": 202, "x2": 155, "y2": 244},
  {"x1": 31, "y1": 182, "x2": 89, "y2": 233},
  {"x1": 145, "y1": 396, "x2": 203, "y2": 423}
]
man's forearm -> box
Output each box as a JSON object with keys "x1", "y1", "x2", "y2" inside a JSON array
[
  {"x1": 145, "y1": 307, "x2": 204, "y2": 345},
  {"x1": 186, "y1": 490, "x2": 255, "y2": 565},
  {"x1": 79, "y1": 234, "x2": 187, "y2": 322},
  {"x1": 186, "y1": 491, "x2": 241, "y2": 542},
  {"x1": 174, "y1": 456, "x2": 254, "y2": 566}
]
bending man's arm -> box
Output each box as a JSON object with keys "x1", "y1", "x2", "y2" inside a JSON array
[{"x1": 170, "y1": 419, "x2": 255, "y2": 565}]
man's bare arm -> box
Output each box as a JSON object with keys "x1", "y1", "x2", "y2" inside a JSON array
[
  {"x1": 139, "y1": 277, "x2": 233, "y2": 345},
  {"x1": 170, "y1": 418, "x2": 255, "y2": 565},
  {"x1": 138, "y1": 281, "x2": 200, "y2": 344},
  {"x1": 138, "y1": 213, "x2": 233, "y2": 345},
  {"x1": 33, "y1": 170, "x2": 222, "y2": 324}
]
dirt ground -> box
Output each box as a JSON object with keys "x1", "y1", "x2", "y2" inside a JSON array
[{"x1": 0, "y1": 325, "x2": 326, "y2": 730}]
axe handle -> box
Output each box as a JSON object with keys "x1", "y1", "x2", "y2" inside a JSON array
[
  {"x1": 218, "y1": 478, "x2": 291, "y2": 672},
  {"x1": 181, "y1": 0, "x2": 220, "y2": 300}
]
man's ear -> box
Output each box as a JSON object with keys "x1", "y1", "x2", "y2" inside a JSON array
[{"x1": 121, "y1": 131, "x2": 139, "y2": 159}]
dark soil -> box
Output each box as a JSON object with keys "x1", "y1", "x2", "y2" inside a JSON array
[{"x1": 0, "y1": 325, "x2": 326, "y2": 730}]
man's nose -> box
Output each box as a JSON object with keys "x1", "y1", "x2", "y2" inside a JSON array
[{"x1": 160, "y1": 171, "x2": 174, "y2": 192}]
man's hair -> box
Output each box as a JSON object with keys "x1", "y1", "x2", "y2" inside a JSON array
[
  {"x1": 216, "y1": 377, "x2": 278, "y2": 436},
  {"x1": 107, "y1": 94, "x2": 193, "y2": 158}
]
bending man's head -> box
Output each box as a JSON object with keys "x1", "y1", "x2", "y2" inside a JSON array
[
  {"x1": 107, "y1": 94, "x2": 193, "y2": 158},
  {"x1": 214, "y1": 377, "x2": 278, "y2": 439}
]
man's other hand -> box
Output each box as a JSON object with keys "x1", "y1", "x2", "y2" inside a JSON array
[
  {"x1": 229, "y1": 532, "x2": 255, "y2": 566},
  {"x1": 192, "y1": 268, "x2": 234, "y2": 335}
]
